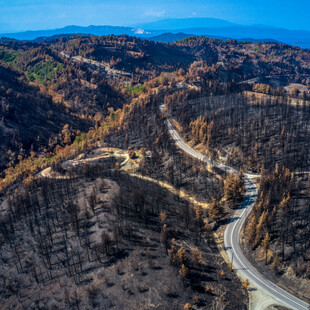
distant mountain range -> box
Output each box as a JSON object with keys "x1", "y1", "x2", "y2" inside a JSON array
[
  {"x1": 0, "y1": 25, "x2": 139, "y2": 41},
  {"x1": 134, "y1": 17, "x2": 238, "y2": 30},
  {"x1": 1, "y1": 18, "x2": 310, "y2": 48}
]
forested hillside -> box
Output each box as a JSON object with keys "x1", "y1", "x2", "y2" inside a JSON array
[
  {"x1": 0, "y1": 34, "x2": 310, "y2": 308},
  {"x1": 0, "y1": 63, "x2": 91, "y2": 171},
  {"x1": 166, "y1": 82, "x2": 310, "y2": 300}
]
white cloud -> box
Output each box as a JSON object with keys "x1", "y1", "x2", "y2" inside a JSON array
[
  {"x1": 133, "y1": 28, "x2": 145, "y2": 34},
  {"x1": 145, "y1": 10, "x2": 166, "y2": 18}
]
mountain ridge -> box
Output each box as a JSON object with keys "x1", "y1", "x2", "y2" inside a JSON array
[
  {"x1": 134, "y1": 17, "x2": 238, "y2": 30},
  {"x1": 1, "y1": 18, "x2": 310, "y2": 48}
]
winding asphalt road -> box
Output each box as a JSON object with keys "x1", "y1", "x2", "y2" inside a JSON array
[{"x1": 165, "y1": 117, "x2": 309, "y2": 310}]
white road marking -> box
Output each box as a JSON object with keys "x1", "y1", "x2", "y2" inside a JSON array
[{"x1": 165, "y1": 116, "x2": 309, "y2": 310}]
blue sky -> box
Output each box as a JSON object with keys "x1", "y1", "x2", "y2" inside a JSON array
[{"x1": 0, "y1": 0, "x2": 309, "y2": 33}]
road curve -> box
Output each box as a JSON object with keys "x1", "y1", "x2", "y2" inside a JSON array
[
  {"x1": 38, "y1": 150, "x2": 129, "y2": 179},
  {"x1": 165, "y1": 118, "x2": 309, "y2": 310}
]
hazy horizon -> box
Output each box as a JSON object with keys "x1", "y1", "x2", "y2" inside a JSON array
[{"x1": 0, "y1": 0, "x2": 309, "y2": 34}]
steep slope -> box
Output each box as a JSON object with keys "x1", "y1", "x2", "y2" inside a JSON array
[
  {"x1": 0, "y1": 42, "x2": 128, "y2": 116},
  {"x1": 0, "y1": 63, "x2": 89, "y2": 171}
]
